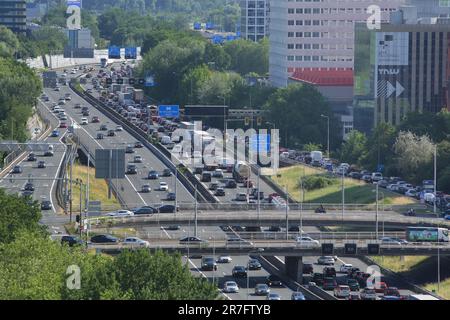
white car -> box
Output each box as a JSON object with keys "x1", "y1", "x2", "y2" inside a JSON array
[
  {"x1": 217, "y1": 255, "x2": 232, "y2": 263},
  {"x1": 405, "y1": 189, "x2": 418, "y2": 197},
  {"x1": 159, "y1": 182, "x2": 169, "y2": 191},
  {"x1": 339, "y1": 263, "x2": 353, "y2": 273},
  {"x1": 122, "y1": 237, "x2": 149, "y2": 247},
  {"x1": 223, "y1": 281, "x2": 239, "y2": 293},
  {"x1": 81, "y1": 117, "x2": 88, "y2": 125},
  {"x1": 361, "y1": 287, "x2": 377, "y2": 300},
  {"x1": 116, "y1": 125, "x2": 123, "y2": 131},
  {"x1": 295, "y1": 236, "x2": 320, "y2": 248},
  {"x1": 334, "y1": 285, "x2": 351, "y2": 298},
  {"x1": 213, "y1": 169, "x2": 224, "y2": 178},
  {"x1": 107, "y1": 209, "x2": 134, "y2": 217}
]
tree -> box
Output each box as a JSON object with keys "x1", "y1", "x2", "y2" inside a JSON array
[
  {"x1": 361, "y1": 122, "x2": 396, "y2": 173},
  {"x1": 223, "y1": 38, "x2": 269, "y2": 76},
  {"x1": 263, "y1": 84, "x2": 340, "y2": 149},
  {"x1": 0, "y1": 26, "x2": 20, "y2": 58},
  {"x1": 393, "y1": 131, "x2": 435, "y2": 182},
  {"x1": 179, "y1": 64, "x2": 212, "y2": 105},
  {"x1": 340, "y1": 130, "x2": 367, "y2": 166},
  {"x1": 197, "y1": 71, "x2": 243, "y2": 105}
]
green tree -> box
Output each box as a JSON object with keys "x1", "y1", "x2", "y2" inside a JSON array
[
  {"x1": 340, "y1": 130, "x2": 367, "y2": 166},
  {"x1": 0, "y1": 26, "x2": 20, "y2": 58},
  {"x1": 361, "y1": 122, "x2": 396, "y2": 173},
  {"x1": 223, "y1": 38, "x2": 269, "y2": 76}
]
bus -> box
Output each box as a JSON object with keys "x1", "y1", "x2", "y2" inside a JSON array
[{"x1": 406, "y1": 227, "x2": 449, "y2": 242}]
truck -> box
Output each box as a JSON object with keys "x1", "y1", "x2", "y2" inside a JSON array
[
  {"x1": 406, "y1": 227, "x2": 449, "y2": 242},
  {"x1": 233, "y1": 161, "x2": 251, "y2": 183},
  {"x1": 133, "y1": 89, "x2": 144, "y2": 102},
  {"x1": 310, "y1": 151, "x2": 323, "y2": 167}
]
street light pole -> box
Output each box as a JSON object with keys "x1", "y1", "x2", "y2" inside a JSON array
[
  {"x1": 321, "y1": 114, "x2": 330, "y2": 159},
  {"x1": 376, "y1": 182, "x2": 379, "y2": 239}
]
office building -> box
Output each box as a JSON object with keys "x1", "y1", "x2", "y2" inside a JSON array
[
  {"x1": 240, "y1": 0, "x2": 270, "y2": 41},
  {"x1": 269, "y1": 0, "x2": 405, "y2": 88},
  {"x1": 0, "y1": 0, "x2": 27, "y2": 34}
]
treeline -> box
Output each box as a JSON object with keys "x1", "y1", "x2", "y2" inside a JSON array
[
  {"x1": 0, "y1": 27, "x2": 42, "y2": 143},
  {"x1": 0, "y1": 189, "x2": 218, "y2": 299},
  {"x1": 340, "y1": 111, "x2": 450, "y2": 192}
]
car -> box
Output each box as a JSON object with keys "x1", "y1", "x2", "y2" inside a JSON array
[
  {"x1": 158, "y1": 205, "x2": 178, "y2": 213},
  {"x1": 134, "y1": 141, "x2": 143, "y2": 148},
  {"x1": 347, "y1": 267, "x2": 361, "y2": 277},
  {"x1": 27, "y1": 153, "x2": 37, "y2": 161},
  {"x1": 291, "y1": 291, "x2": 306, "y2": 300},
  {"x1": 248, "y1": 258, "x2": 262, "y2": 270},
  {"x1": 51, "y1": 130, "x2": 59, "y2": 137},
  {"x1": 255, "y1": 284, "x2": 270, "y2": 296},
  {"x1": 107, "y1": 129, "x2": 115, "y2": 136},
  {"x1": 90, "y1": 234, "x2": 119, "y2": 243},
  {"x1": 209, "y1": 182, "x2": 219, "y2": 191},
  {"x1": 179, "y1": 236, "x2": 206, "y2": 244},
  {"x1": 215, "y1": 188, "x2": 225, "y2": 196},
  {"x1": 159, "y1": 182, "x2": 169, "y2": 191},
  {"x1": 12, "y1": 165, "x2": 22, "y2": 174},
  {"x1": 100, "y1": 124, "x2": 108, "y2": 131},
  {"x1": 166, "y1": 192, "x2": 176, "y2": 201},
  {"x1": 235, "y1": 193, "x2": 248, "y2": 201},
  {"x1": 123, "y1": 237, "x2": 150, "y2": 247},
  {"x1": 58, "y1": 100, "x2": 66, "y2": 106},
  {"x1": 126, "y1": 164, "x2": 137, "y2": 174},
  {"x1": 201, "y1": 257, "x2": 218, "y2": 271},
  {"x1": 141, "y1": 184, "x2": 151, "y2": 193},
  {"x1": 23, "y1": 182, "x2": 34, "y2": 192},
  {"x1": 334, "y1": 285, "x2": 351, "y2": 298},
  {"x1": 348, "y1": 292, "x2": 362, "y2": 300},
  {"x1": 223, "y1": 281, "x2": 239, "y2": 293},
  {"x1": 21, "y1": 190, "x2": 33, "y2": 197},
  {"x1": 295, "y1": 236, "x2": 320, "y2": 248},
  {"x1": 80, "y1": 118, "x2": 88, "y2": 125},
  {"x1": 288, "y1": 225, "x2": 300, "y2": 232},
  {"x1": 232, "y1": 266, "x2": 247, "y2": 278},
  {"x1": 311, "y1": 273, "x2": 324, "y2": 286},
  {"x1": 266, "y1": 293, "x2": 281, "y2": 300},
  {"x1": 267, "y1": 225, "x2": 282, "y2": 232},
  {"x1": 346, "y1": 279, "x2": 360, "y2": 291},
  {"x1": 323, "y1": 266, "x2": 336, "y2": 278},
  {"x1": 148, "y1": 170, "x2": 159, "y2": 179},
  {"x1": 380, "y1": 237, "x2": 403, "y2": 245},
  {"x1": 340, "y1": 263, "x2": 353, "y2": 273},
  {"x1": 224, "y1": 179, "x2": 237, "y2": 188},
  {"x1": 217, "y1": 256, "x2": 232, "y2": 263},
  {"x1": 61, "y1": 235, "x2": 83, "y2": 247},
  {"x1": 116, "y1": 125, "x2": 123, "y2": 131},
  {"x1": 357, "y1": 272, "x2": 371, "y2": 287},
  {"x1": 317, "y1": 256, "x2": 335, "y2": 265},
  {"x1": 44, "y1": 150, "x2": 54, "y2": 157},
  {"x1": 375, "y1": 281, "x2": 388, "y2": 293},
  {"x1": 164, "y1": 225, "x2": 180, "y2": 231},
  {"x1": 91, "y1": 116, "x2": 100, "y2": 123},
  {"x1": 59, "y1": 122, "x2": 67, "y2": 128},
  {"x1": 226, "y1": 237, "x2": 254, "y2": 248},
  {"x1": 361, "y1": 287, "x2": 377, "y2": 300},
  {"x1": 41, "y1": 200, "x2": 52, "y2": 210},
  {"x1": 133, "y1": 206, "x2": 157, "y2": 215},
  {"x1": 201, "y1": 172, "x2": 212, "y2": 182},
  {"x1": 134, "y1": 155, "x2": 143, "y2": 163},
  {"x1": 96, "y1": 133, "x2": 104, "y2": 140},
  {"x1": 266, "y1": 274, "x2": 283, "y2": 287},
  {"x1": 302, "y1": 262, "x2": 314, "y2": 274},
  {"x1": 213, "y1": 169, "x2": 224, "y2": 178},
  {"x1": 107, "y1": 209, "x2": 134, "y2": 217},
  {"x1": 322, "y1": 277, "x2": 338, "y2": 290},
  {"x1": 384, "y1": 287, "x2": 400, "y2": 297},
  {"x1": 75, "y1": 103, "x2": 82, "y2": 109},
  {"x1": 125, "y1": 145, "x2": 134, "y2": 153}
]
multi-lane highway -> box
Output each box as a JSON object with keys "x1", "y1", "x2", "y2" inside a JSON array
[{"x1": 41, "y1": 68, "x2": 195, "y2": 210}]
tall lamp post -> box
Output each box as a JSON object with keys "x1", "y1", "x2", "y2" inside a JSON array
[{"x1": 320, "y1": 114, "x2": 330, "y2": 159}]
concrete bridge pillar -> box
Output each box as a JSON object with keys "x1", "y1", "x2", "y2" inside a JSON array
[{"x1": 285, "y1": 256, "x2": 303, "y2": 284}]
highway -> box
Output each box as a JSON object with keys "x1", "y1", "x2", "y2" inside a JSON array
[
  {"x1": 0, "y1": 100, "x2": 67, "y2": 215},
  {"x1": 41, "y1": 68, "x2": 195, "y2": 210},
  {"x1": 81, "y1": 62, "x2": 280, "y2": 205}
]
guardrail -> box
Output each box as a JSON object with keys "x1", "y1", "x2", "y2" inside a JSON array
[{"x1": 69, "y1": 81, "x2": 217, "y2": 205}]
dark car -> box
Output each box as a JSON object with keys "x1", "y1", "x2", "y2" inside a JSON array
[
  {"x1": 179, "y1": 236, "x2": 206, "y2": 244},
  {"x1": 302, "y1": 262, "x2": 314, "y2": 274},
  {"x1": 126, "y1": 164, "x2": 137, "y2": 174},
  {"x1": 357, "y1": 272, "x2": 371, "y2": 287},
  {"x1": 24, "y1": 182, "x2": 35, "y2": 191},
  {"x1": 41, "y1": 200, "x2": 52, "y2": 210},
  {"x1": 225, "y1": 179, "x2": 237, "y2": 188},
  {"x1": 82, "y1": 110, "x2": 90, "y2": 116},
  {"x1": 347, "y1": 279, "x2": 360, "y2": 291},
  {"x1": 100, "y1": 124, "x2": 108, "y2": 131},
  {"x1": 384, "y1": 287, "x2": 400, "y2": 297},
  {"x1": 232, "y1": 266, "x2": 248, "y2": 278},
  {"x1": 158, "y1": 205, "x2": 178, "y2": 213},
  {"x1": 162, "y1": 168, "x2": 172, "y2": 177},
  {"x1": 323, "y1": 266, "x2": 336, "y2": 278},
  {"x1": 288, "y1": 225, "x2": 300, "y2": 232},
  {"x1": 215, "y1": 188, "x2": 225, "y2": 196},
  {"x1": 248, "y1": 258, "x2": 262, "y2": 270},
  {"x1": 90, "y1": 234, "x2": 119, "y2": 243},
  {"x1": 322, "y1": 277, "x2": 338, "y2": 290},
  {"x1": 27, "y1": 153, "x2": 37, "y2": 161},
  {"x1": 266, "y1": 275, "x2": 283, "y2": 287},
  {"x1": 209, "y1": 182, "x2": 219, "y2": 191},
  {"x1": 201, "y1": 257, "x2": 218, "y2": 271},
  {"x1": 12, "y1": 165, "x2": 22, "y2": 174},
  {"x1": 166, "y1": 192, "x2": 176, "y2": 201},
  {"x1": 267, "y1": 226, "x2": 282, "y2": 232},
  {"x1": 201, "y1": 172, "x2": 212, "y2": 182},
  {"x1": 125, "y1": 145, "x2": 135, "y2": 154},
  {"x1": 44, "y1": 150, "x2": 54, "y2": 157},
  {"x1": 148, "y1": 170, "x2": 159, "y2": 179},
  {"x1": 312, "y1": 273, "x2": 324, "y2": 286},
  {"x1": 107, "y1": 130, "x2": 115, "y2": 136},
  {"x1": 134, "y1": 141, "x2": 143, "y2": 148},
  {"x1": 133, "y1": 206, "x2": 157, "y2": 215},
  {"x1": 96, "y1": 133, "x2": 104, "y2": 139},
  {"x1": 61, "y1": 235, "x2": 83, "y2": 247}
]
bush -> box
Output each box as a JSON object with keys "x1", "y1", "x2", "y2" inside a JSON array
[{"x1": 301, "y1": 175, "x2": 335, "y2": 191}]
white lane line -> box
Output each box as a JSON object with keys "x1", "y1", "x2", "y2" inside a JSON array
[{"x1": 161, "y1": 228, "x2": 172, "y2": 239}]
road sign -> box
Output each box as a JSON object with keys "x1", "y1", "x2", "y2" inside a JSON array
[
  {"x1": 158, "y1": 105, "x2": 180, "y2": 118},
  {"x1": 125, "y1": 47, "x2": 137, "y2": 59},
  {"x1": 95, "y1": 149, "x2": 126, "y2": 179},
  {"x1": 368, "y1": 244, "x2": 380, "y2": 254},
  {"x1": 322, "y1": 243, "x2": 334, "y2": 255},
  {"x1": 345, "y1": 243, "x2": 357, "y2": 255},
  {"x1": 67, "y1": 0, "x2": 81, "y2": 7},
  {"x1": 108, "y1": 46, "x2": 121, "y2": 59},
  {"x1": 144, "y1": 72, "x2": 155, "y2": 87}
]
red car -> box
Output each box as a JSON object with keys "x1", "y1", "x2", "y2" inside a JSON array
[
  {"x1": 375, "y1": 281, "x2": 388, "y2": 293},
  {"x1": 92, "y1": 116, "x2": 100, "y2": 123},
  {"x1": 383, "y1": 286, "x2": 399, "y2": 296},
  {"x1": 59, "y1": 122, "x2": 67, "y2": 128}
]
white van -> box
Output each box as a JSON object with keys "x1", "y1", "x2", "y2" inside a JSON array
[
  {"x1": 371, "y1": 172, "x2": 383, "y2": 182},
  {"x1": 161, "y1": 135, "x2": 171, "y2": 145}
]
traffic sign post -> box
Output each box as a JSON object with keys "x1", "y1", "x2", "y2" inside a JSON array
[{"x1": 158, "y1": 105, "x2": 180, "y2": 118}]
